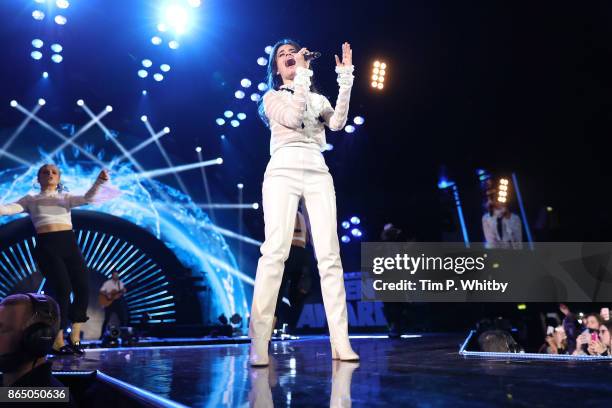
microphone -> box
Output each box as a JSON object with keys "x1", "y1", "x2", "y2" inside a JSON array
[{"x1": 304, "y1": 51, "x2": 321, "y2": 61}]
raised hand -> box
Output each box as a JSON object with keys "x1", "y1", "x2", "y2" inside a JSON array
[
  {"x1": 295, "y1": 48, "x2": 311, "y2": 69},
  {"x1": 97, "y1": 169, "x2": 110, "y2": 183},
  {"x1": 335, "y1": 42, "x2": 352, "y2": 67}
]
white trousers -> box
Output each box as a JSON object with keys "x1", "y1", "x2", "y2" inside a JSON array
[{"x1": 249, "y1": 146, "x2": 349, "y2": 342}]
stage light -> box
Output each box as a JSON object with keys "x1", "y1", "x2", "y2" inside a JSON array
[
  {"x1": 250, "y1": 93, "x2": 261, "y2": 102},
  {"x1": 234, "y1": 90, "x2": 245, "y2": 99},
  {"x1": 10, "y1": 100, "x2": 17, "y2": 107},
  {"x1": 142, "y1": 59, "x2": 153, "y2": 67},
  {"x1": 32, "y1": 39, "x2": 43, "y2": 48},
  {"x1": 138, "y1": 69, "x2": 148, "y2": 78},
  {"x1": 230, "y1": 120, "x2": 240, "y2": 127},
  {"x1": 188, "y1": 0, "x2": 201, "y2": 7},
  {"x1": 105, "y1": 105, "x2": 113, "y2": 112},
  {"x1": 163, "y1": 4, "x2": 189, "y2": 34},
  {"x1": 546, "y1": 206, "x2": 553, "y2": 212},
  {"x1": 257, "y1": 57, "x2": 268, "y2": 66},
  {"x1": 157, "y1": 23, "x2": 167, "y2": 32},
  {"x1": 377, "y1": 83, "x2": 384, "y2": 90},
  {"x1": 168, "y1": 40, "x2": 180, "y2": 49},
  {"x1": 381, "y1": 63, "x2": 387, "y2": 69},
  {"x1": 32, "y1": 10, "x2": 45, "y2": 20},
  {"x1": 220, "y1": 135, "x2": 226, "y2": 140},
  {"x1": 241, "y1": 78, "x2": 252, "y2": 88},
  {"x1": 350, "y1": 216, "x2": 361, "y2": 225},
  {"x1": 341, "y1": 235, "x2": 351, "y2": 244},
  {"x1": 51, "y1": 54, "x2": 63, "y2": 63},
  {"x1": 38, "y1": 98, "x2": 46, "y2": 106},
  {"x1": 257, "y1": 82, "x2": 268, "y2": 92},
  {"x1": 342, "y1": 221, "x2": 350, "y2": 229},
  {"x1": 160, "y1": 64, "x2": 171, "y2": 72},
  {"x1": 372, "y1": 61, "x2": 386, "y2": 90},
  {"x1": 353, "y1": 116, "x2": 365, "y2": 125},
  {"x1": 163, "y1": 127, "x2": 170, "y2": 133},
  {"x1": 34, "y1": 0, "x2": 45, "y2": 3},
  {"x1": 264, "y1": 45, "x2": 273, "y2": 54},
  {"x1": 237, "y1": 183, "x2": 244, "y2": 189},
  {"x1": 142, "y1": 90, "x2": 147, "y2": 95},
  {"x1": 50, "y1": 43, "x2": 63, "y2": 53},
  {"x1": 54, "y1": 15, "x2": 67, "y2": 25},
  {"x1": 76, "y1": 99, "x2": 84, "y2": 106},
  {"x1": 153, "y1": 73, "x2": 164, "y2": 82},
  {"x1": 31, "y1": 51, "x2": 43, "y2": 60},
  {"x1": 216, "y1": 157, "x2": 223, "y2": 164},
  {"x1": 151, "y1": 36, "x2": 162, "y2": 45},
  {"x1": 323, "y1": 143, "x2": 334, "y2": 151},
  {"x1": 224, "y1": 110, "x2": 234, "y2": 118},
  {"x1": 195, "y1": 146, "x2": 202, "y2": 153},
  {"x1": 237, "y1": 113, "x2": 246, "y2": 120},
  {"x1": 372, "y1": 74, "x2": 378, "y2": 81},
  {"x1": 56, "y1": 0, "x2": 70, "y2": 8},
  {"x1": 351, "y1": 228, "x2": 362, "y2": 238},
  {"x1": 344, "y1": 125, "x2": 355, "y2": 133},
  {"x1": 216, "y1": 118, "x2": 225, "y2": 126},
  {"x1": 141, "y1": 115, "x2": 148, "y2": 122},
  {"x1": 42, "y1": 71, "x2": 49, "y2": 78},
  {"x1": 252, "y1": 203, "x2": 260, "y2": 209},
  {"x1": 371, "y1": 81, "x2": 377, "y2": 88}
]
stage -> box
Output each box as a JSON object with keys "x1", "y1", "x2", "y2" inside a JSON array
[{"x1": 48, "y1": 334, "x2": 612, "y2": 407}]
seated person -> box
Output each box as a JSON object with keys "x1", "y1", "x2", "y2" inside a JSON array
[{"x1": 0, "y1": 293, "x2": 76, "y2": 407}]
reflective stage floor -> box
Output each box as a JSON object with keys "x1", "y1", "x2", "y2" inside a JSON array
[{"x1": 50, "y1": 334, "x2": 612, "y2": 407}]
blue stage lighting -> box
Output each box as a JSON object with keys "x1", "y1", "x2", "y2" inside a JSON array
[
  {"x1": 250, "y1": 93, "x2": 261, "y2": 102},
  {"x1": 34, "y1": 0, "x2": 45, "y2": 3},
  {"x1": 257, "y1": 57, "x2": 267, "y2": 66},
  {"x1": 188, "y1": 0, "x2": 201, "y2": 6},
  {"x1": 437, "y1": 178, "x2": 455, "y2": 189},
  {"x1": 32, "y1": 39, "x2": 44, "y2": 48},
  {"x1": 323, "y1": 143, "x2": 334, "y2": 151},
  {"x1": 51, "y1": 54, "x2": 63, "y2": 63},
  {"x1": 51, "y1": 43, "x2": 63, "y2": 53},
  {"x1": 257, "y1": 82, "x2": 268, "y2": 92},
  {"x1": 220, "y1": 135, "x2": 226, "y2": 140},
  {"x1": 353, "y1": 116, "x2": 365, "y2": 125},
  {"x1": 140, "y1": 115, "x2": 148, "y2": 122},
  {"x1": 344, "y1": 125, "x2": 356, "y2": 133},
  {"x1": 54, "y1": 15, "x2": 67, "y2": 25},
  {"x1": 163, "y1": 4, "x2": 189, "y2": 35},
  {"x1": 31, "y1": 51, "x2": 43, "y2": 60},
  {"x1": 42, "y1": 71, "x2": 49, "y2": 78},
  {"x1": 56, "y1": 0, "x2": 70, "y2": 9},
  {"x1": 153, "y1": 73, "x2": 164, "y2": 82},
  {"x1": 151, "y1": 36, "x2": 162, "y2": 45},
  {"x1": 230, "y1": 120, "x2": 240, "y2": 127},
  {"x1": 264, "y1": 45, "x2": 273, "y2": 55},
  {"x1": 223, "y1": 110, "x2": 233, "y2": 118},
  {"x1": 216, "y1": 118, "x2": 225, "y2": 126},
  {"x1": 237, "y1": 113, "x2": 246, "y2": 120},
  {"x1": 195, "y1": 146, "x2": 202, "y2": 153},
  {"x1": 160, "y1": 64, "x2": 171, "y2": 72},
  {"x1": 142, "y1": 90, "x2": 147, "y2": 95},
  {"x1": 38, "y1": 98, "x2": 46, "y2": 106},
  {"x1": 234, "y1": 90, "x2": 245, "y2": 99},
  {"x1": 168, "y1": 40, "x2": 180, "y2": 50},
  {"x1": 341, "y1": 235, "x2": 351, "y2": 244},
  {"x1": 350, "y1": 216, "x2": 361, "y2": 225},
  {"x1": 138, "y1": 69, "x2": 148, "y2": 78},
  {"x1": 142, "y1": 59, "x2": 153, "y2": 68},
  {"x1": 240, "y1": 78, "x2": 252, "y2": 88},
  {"x1": 32, "y1": 10, "x2": 45, "y2": 21},
  {"x1": 157, "y1": 23, "x2": 167, "y2": 32},
  {"x1": 341, "y1": 221, "x2": 350, "y2": 229},
  {"x1": 351, "y1": 228, "x2": 362, "y2": 238}
]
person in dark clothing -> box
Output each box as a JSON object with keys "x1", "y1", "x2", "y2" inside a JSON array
[
  {"x1": 0, "y1": 293, "x2": 77, "y2": 407},
  {"x1": 559, "y1": 303, "x2": 579, "y2": 354}
]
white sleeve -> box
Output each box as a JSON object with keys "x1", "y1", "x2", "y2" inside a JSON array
[
  {"x1": 67, "y1": 180, "x2": 105, "y2": 208},
  {"x1": 262, "y1": 67, "x2": 312, "y2": 129},
  {"x1": 0, "y1": 196, "x2": 29, "y2": 216},
  {"x1": 482, "y1": 215, "x2": 498, "y2": 247},
  {"x1": 320, "y1": 65, "x2": 354, "y2": 131}
]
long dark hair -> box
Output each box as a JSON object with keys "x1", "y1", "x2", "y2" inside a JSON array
[{"x1": 258, "y1": 38, "x2": 319, "y2": 127}]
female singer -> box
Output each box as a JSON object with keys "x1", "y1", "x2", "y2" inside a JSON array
[
  {"x1": 0, "y1": 164, "x2": 111, "y2": 355},
  {"x1": 249, "y1": 39, "x2": 358, "y2": 366}
]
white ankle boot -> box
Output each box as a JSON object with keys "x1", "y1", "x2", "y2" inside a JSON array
[
  {"x1": 330, "y1": 338, "x2": 359, "y2": 361},
  {"x1": 249, "y1": 338, "x2": 270, "y2": 367}
]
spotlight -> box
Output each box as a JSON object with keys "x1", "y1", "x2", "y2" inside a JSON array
[
  {"x1": 257, "y1": 82, "x2": 268, "y2": 92},
  {"x1": 230, "y1": 120, "x2": 240, "y2": 127},
  {"x1": 257, "y1": 57, "x2": 268, "y2": 66},
  {"x1": 137, "y1": 69, "x2": 148, "y2": 78},
  {"x1": 344, "y1": 125, "x2": 355, "y2": 133},
  {"x1": 142, "y1": 59, "x2": 153, "y2": 68},
  {"x1": 151, "y1": 36, "x2": 162, "y2": 45},
  {"x1": 220, "y1": 135, "x2": 226, "y2": 140},
  {"x1": 168, "y1": 40, "x2": 180, "y2": 49},
  {"x1": 157, "y1": 23, "x2": 167, "y2": 32},
  {"x1": 237, "y1": 183, "x2": 244, "y2": 189},
  {"x1": 264, "y1": 45, "x2": 273, "y2": 54},
  {"x1": 142, "y1": 90, "x2": 147, "y2": 95},
  {"x1": 350, "y1": 216, "x2": 361, "y2": 225},
  {"x1": 252, "y1": 203, "x2": 260, "y2": 210},
  {"x1": 163, "y1": 4, "x2": 189, "y2": 34},
  {"x1": 38, "y1": 98, "x2": 46, "y2": 106},
  {"x1": 105, "y1": 105, "x2": 113, "y2": 112},
  {"x1": 341, "y1": 235, "x2": 351, "y2": 244},
  {"x1": 163, "y1": 126, "x2": 170, "y2": 133},
  {"x1": 10, "y1": 100, "x2": 17, "y2": 108},
  {"x1": 323, "y1": 143, "x2": 334, "y2": 151},
  {"x1": 54, "y1": 15, "x2": 67, "y2": 25},
  {"x1": 250, "y1": 93, "x2": 261, "y2": 102},
  {"x1": 42, "y1": 71, "x2": 49, "y2": 78},
  {"x1": 353, "y1": 116, "x2": 365, "y2": 125},
  {"x1": 216, "y1": 157, "x2": 223, "y2": 164},
  {"x1": 32, "y1": 39, "x2": 44, "y2": 48},
  {"x1": 34, "y1": 0, "x2": 45, "y2": 3},
  {"x1": 188, "y1": 0, "x2": 201, "y2": 7},
  {"x1": 195, "y1": 146, "x2": 202, "y2": 153},
  {"x1": 240, "y1": 78, "x2": 252, "y2": 88},
  {"x1": 342, "y1": 221, "x2": 350, "y2": 229},
  {"x1": 50, "y1": 43, "x2": 63, "y2": 53},
  {"x1": 51, "y1": 54, "x2": 63, "y2": 63},
  {"x1": 371, "y1": 60, "x2": 387, "y2": 90},
  {"x1": 32, "y1": 10, "x2": 45, "y2": 20},
  {"x1": 160, "y1": 64, "x2": 171, "y2": 72},
  {"x1": 351, "y1": 228, "x2": 362, "y2": 238},
  {"x1": 237, "y1": 113, "x2": 246, "y2": 120},
  {"x1": 76, "y1": 99, "x2": 84, "y2": 106},
  {"x1": 216, "y1": 118, "x2": 226, "y2": 126},
  {"x1": 153, "y1": 73, "x2": 164, "y2": 82},
  {"x1": 546, "y1": 206, "x2": 553, "y2": 212},
  {"x1": 140, "y1": 115, "x2": 148, "y2": 122},
  {"x1": 224, "y1": 110, "x2": 234, "y2": 118},
  {"x1": 56, "y1": 0, "x2": 70, "y2": 9},
  {"x1": 30, "y1": 51, "x2": 43, "y2": 60},
  {"x1": 234, "y1": 90, "x2": 245, "y2": 99}
]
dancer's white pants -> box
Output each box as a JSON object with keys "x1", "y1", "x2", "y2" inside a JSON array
[{"x1": 249, "y1": 145, "x2": 349, "y2": 342}]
